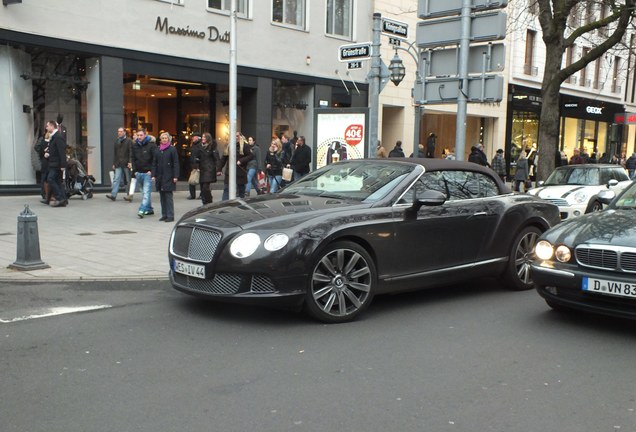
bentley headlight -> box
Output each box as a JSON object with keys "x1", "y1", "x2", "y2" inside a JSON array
[
  {"x1": 264, "y1": 233, "x2": 289, "y2": 251},
  {"x1": 230, "y1": 233, "x2": 261, "y2": 258},
  {"x1": 535, "y1": 240, "x2": 554, "y2": 260},
  {"x1": 555, "y1": 245, "x2": 572, "y2": 262},
  {"x1": 573, "y1": 191, "x2": 588, "y2": 203}
]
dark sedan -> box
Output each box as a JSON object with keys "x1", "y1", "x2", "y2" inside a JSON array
[
  {"x1": 533, "y1": 180, "x2": 636, "y2": 319},
  {"x1": 169, "y1": 158, "x2": 560, "y2": 323}
]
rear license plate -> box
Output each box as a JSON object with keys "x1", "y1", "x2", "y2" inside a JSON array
[
  {"x1": 174, "y1": 259, "x2": 205, "y2": 279},
  {"x1": 582, "y1": 277, "x2": 636, "y2": 299}
]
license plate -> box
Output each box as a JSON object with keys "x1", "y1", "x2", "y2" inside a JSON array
[
  {"x1": 582, "y1": 277, "x2": 636, "y2": 299},
  {"x1": 174, "y1": 259, "x2": 205, "y2": 279}
]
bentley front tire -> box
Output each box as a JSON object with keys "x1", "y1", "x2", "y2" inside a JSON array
[
  {"x1": 305, "y1": 241, "x2": 376, "y2": 323},
  {"x1": 503, "y1": 226, "x2": 542, "y2": 291}
]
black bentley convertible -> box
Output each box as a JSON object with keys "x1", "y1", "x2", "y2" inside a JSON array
[{"x1": 169, "y1": 158, "x2": 560, "y2": 323}]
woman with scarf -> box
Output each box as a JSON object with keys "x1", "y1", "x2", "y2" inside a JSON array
[
  {"x1": 193, "y1": 132, "x2": 221, "y2": 205},
  {"x1": 153, "y1": 132, "x2": 179, "y2": 222}
]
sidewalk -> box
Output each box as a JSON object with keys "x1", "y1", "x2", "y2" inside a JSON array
[{"x1": 0, "y1": 185, "x2": 223, "y2": 282}]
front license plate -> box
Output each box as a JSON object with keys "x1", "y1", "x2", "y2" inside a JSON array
[
  {"x1": 174, "y1": 259, "x2": 205, "y2": 279},
  {"x1": 582, "y1": 277, "x2": 636, "y2": 299}
]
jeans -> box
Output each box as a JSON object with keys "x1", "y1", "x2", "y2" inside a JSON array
[
  {"x1": 159, "y1": 191, "x2": 174, "y2": 219},
  {"x1": 268, "y1": 175, "x2": 282, "y2": 193},
  {"x1": 136, "y1": 172, "x2": 153, "y2": 213},
  {"x1": 222, "y1": 183, "x2": 246, "y2": 201},
  {"x1": 629, "y1": 169, "x2": 635, "y2": 180},
  {"x1": 245, "y1": 167, "x2": 258, "y2": 194},
  {"x1": 111, "y1": 166, "x2": 131, "y2": 198},
  {"x1": 293, "y1": 170, "x2": 306, "y2": 182}
]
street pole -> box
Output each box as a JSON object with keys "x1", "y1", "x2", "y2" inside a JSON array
[
  {"x1": 368, "y1": 12, "x2": 382, "y2": 159},
  {"x1": 454, "y1": 0, "x2": 472, "y2": 161},
  {"x1": 228, "y1": 0, "x2": 237, "y2": 198}
]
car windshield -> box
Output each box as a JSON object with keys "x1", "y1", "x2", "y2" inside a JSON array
[
  {"x1": 544, "y1": 167, "x2": 599, "y2": 186},
  {"x1": 283, "y1": 161, "x2": 414, "y2": 202},
  {"x1": 614, "y1": 182, "x2": 636, "y2": 210}
]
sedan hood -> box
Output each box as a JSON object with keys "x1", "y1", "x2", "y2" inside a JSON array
[
  {"x1": 178, "y1": 194, "x2": 371, "y2": 230},
  {"x1": 544, "y1": 209, "x2": 636, "y2": 248}
]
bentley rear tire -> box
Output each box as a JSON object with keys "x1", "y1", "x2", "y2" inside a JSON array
[{"x1": 305, "y1": 241, "x2": 376, "y2": 323}]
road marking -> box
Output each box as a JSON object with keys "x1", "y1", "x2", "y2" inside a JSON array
[{"x1": 0, "y1": 305, "x2": 112, "y2": 323}]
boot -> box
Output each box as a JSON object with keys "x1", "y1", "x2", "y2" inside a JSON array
[{"x1": 40, "y1": 182, "x2": 50, "y2": 204}]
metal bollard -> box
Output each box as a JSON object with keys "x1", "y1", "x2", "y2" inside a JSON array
[{"x1": 8, "y1": 205, "x2": 50, "y2": 271}]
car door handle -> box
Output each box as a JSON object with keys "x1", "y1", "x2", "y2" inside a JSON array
[{"x1": 472, "y1": 212, "x2": 488, "y2": 216}]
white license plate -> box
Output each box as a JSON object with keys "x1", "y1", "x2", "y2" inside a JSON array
[
  {"x1": 582, "y1": 277, "x2": 636, "y2": 299},
  {"x1": 174, "y1": 259, "x2": 205, "y2": 279}
]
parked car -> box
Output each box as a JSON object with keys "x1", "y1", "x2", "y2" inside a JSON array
[
  {"x1": 533, "y1": 180, "x2": 636, "y2": 319},
  {"x1": 527, "y1": 164, "x2": 631, "y2": 219},
  {"x1": 168, "y1": 159, "x2": 560, "y2": 323}
]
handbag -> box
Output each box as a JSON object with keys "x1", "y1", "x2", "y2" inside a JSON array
[
  {"x1": 524, "y1": 179, "x2": 533, "y2": 190},
  {"x1": 282, "y1": 167, "x2": 293, "y2": 182},
  {"x1": 188, "y1": 169, "x2": 200, "y2": 185},
  {"x1": 257, "y1": 170, "x2": 267, "y2": 193}
]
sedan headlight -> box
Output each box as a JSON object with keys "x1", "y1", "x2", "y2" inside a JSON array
[
  {"x1": 554, "y1": 245, "x2": 572, "y2": 263},
  {"x1": 535, "y1": 240, "x2": 554, "y2": 260},
  {"x1": 264, "y1": 233, "x2": 289, "y2": 251},
  {"x1": 230, "y1": 233, "x2": 261, "y2": 258},
  {"x1": 573, "y1": 191, "x2": 588, "y2": 203}
]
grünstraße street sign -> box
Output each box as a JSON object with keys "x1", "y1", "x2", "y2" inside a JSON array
[{"x1": 339, "y1": 42, "x2": 372, "y2": 62}]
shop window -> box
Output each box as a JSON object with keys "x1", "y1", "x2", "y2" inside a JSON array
[
  {"x1": 207, "y1": 0, "x2": 249, "y2": 17},
  {"x1": 272, "y1": 0, "x2": 306, "y2": 30},
  {"x1": 326, "y1": 0, "x2": 353, "y2": 39}
]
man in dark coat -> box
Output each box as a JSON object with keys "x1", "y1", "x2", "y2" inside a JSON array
[
  {"x1": 192, "y1": 132, "x2": 221, "y2": 205},
  {"x1": 288, "y1": 135, "x2": 311, "y2": 181},
  {"x1": 44, "y1": 120, "x2": 68, "y2": 207},
  {"x1": 426, "y1": 133, "x2": 436, "y2": 158},
  {"x1": 106, "y1": 127, "x2": 133, "y2": 201},
  {"x1": 153, "y1": 131, "x2": 179, "y2": 222},
  {"x1": 128, "y1": 128, "x2": 157, "y2": 218},
  {"x1": 221, "y1": 133, "x2": 254, "y2": 200},
  {"x1": 468, "y1": 144, "x2": 490, "y2": 167},
  {"x1": 388, "y1": 140, "x2": 405, "y2": 158}
]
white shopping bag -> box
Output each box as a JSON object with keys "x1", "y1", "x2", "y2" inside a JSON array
[
  {"x1": 128, "y1": 177, "x2": 137, "y2": 197},
  {"x1": 109, "y1": 170, "x2": 115, "y2": 184}
]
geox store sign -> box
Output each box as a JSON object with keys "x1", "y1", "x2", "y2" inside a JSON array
[{"x1": 155, "y1": 16, "x2": 230, "y2": 43}]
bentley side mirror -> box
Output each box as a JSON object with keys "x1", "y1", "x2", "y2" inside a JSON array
[{"x1": 412, "y1": 189, "x2": 447, "y2": 212}]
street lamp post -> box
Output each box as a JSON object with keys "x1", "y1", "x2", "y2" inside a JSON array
[{"x1": 389, "y1": 41, "x2": 423, "y2": 157}]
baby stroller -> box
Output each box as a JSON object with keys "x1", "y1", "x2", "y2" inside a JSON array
[{"x1": 65, "y1": 157, "x2": 95, "y2": 200}]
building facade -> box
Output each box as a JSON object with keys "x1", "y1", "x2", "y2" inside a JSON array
[{"x1": 0, "y1": 0, "x2": 371, "y2": 190}]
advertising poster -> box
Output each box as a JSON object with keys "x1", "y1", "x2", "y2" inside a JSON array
[{"x1": 315, "y1": 109, "x2": 368, "y2": 169}]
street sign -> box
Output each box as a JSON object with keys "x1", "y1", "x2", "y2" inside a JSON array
[
  {"x1": 382, "y1": 17, "x2": 409, "y2": 39},
  {"x1": 424, "y1": 43, "x2": 505, "y2": 76},
  {"x1": 416, "y1": 12, "x2": 507, "y2": 48},
  {"x1": 339, "y1": 42, "x2": 372, "y2": 62},
  {"x1": 418, "y1": 0, "x2": 508, "y2": 18},
  {"x1": 388, "y1": 37, "x2": 402, "y2": 46},
  {"x1": 348, "y1": 61, "x2": 363, "y2": 70},
  {"x1": 414, "y1": 75, "x2": 503, "y2": 104}
]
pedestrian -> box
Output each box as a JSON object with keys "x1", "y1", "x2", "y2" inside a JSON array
[
  {"x1": 426, "y1": 133, "x2": 437, "y2": 158},
  {"x1": 245, "y1": 136, "x2": 262, "y2": 196},
  {"x1": 491, "y1": 148, "x2": 506, "y2": 182},
  {"x1": 609, "y1": 154, "x2": 620, "y2": 165},
  {"x1": 221, "y1": 132, "x2": 254, "y2": 200},
  {"x1": 34, "y1": 132, "x2": 50, "y2": 203},
  {"x1": 280, "y1": 134, "x2": 294, "y2": 187},
  {"x1": 195, "y1": 132, "x2": 221, "y2": 205},
  {"x1": 569, "y1": 148, "x2": 584, "y2": 165},
  {"x1": 288, "y1": 135, "x2": 311, "y2": 181},
  {"x1": 376, "y1": 141, "x2": 387, "y2": 158},
  {"x1": 468, "y1": 144, "x2": 489, "y2": 167},
  {"x1": 106, "y1": 127, "x2": 132, "y2": 201},
  {"x1": 128, "y1": 128, "x2": 157, "y2": 218},
  {"x1": 153, "y1": 132, "x2": 179, "y2": 222},
  {"x1": 388, "y1": 140, "x2": 405, "y2": 158},
  {"x1": 626, "y1": 152, "x2": 636, "y2": 179},
  {"x1": 514, "y1": 152, "x2": 530, "y2": 192},
  {"x1": 187, "y1": 133, "x2": 202, "y2": 200},
  {"x1": 43, "y1": 120, "x2": 68, "y2": 207},
  {"x1": 265, "y1": 138, "x2": 284, "y2": 193}
]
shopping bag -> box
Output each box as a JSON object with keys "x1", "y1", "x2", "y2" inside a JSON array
[
  {"x1": 128, "y1": 177, "x2": 137, "y2": 196},
  {"x1": 282, "y1": 167, "x2": 293, "y2": 182},
  {"x1": 257, "y1": 170, "x2": 267, "y2": 193},
  {"x1": 188, "y1": 169, "x2": 200, "y2": 185},
  {"x1": 109, "y1": 170, "x2": 115, "y2": 184}
]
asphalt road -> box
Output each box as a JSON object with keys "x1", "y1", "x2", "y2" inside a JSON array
[{"x1": 2, "y1": 279, "x2": 635, "y2": 432}]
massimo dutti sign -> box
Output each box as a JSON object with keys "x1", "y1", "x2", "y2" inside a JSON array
[{"x1": 155, "y1": 16, "x2": 230, "y2": 43}]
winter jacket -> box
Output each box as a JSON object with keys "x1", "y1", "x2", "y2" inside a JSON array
[
  {"x1": 247, "y1": 144, "x2": 262, "y2": 170},
  {"x1": 131, "y1": 136, "x2": 157, "y2": 174},
  {"x1": 265, "y1": 151, "x2": 284, "y2": 176},
  {"x1": 114, "y1": 136, "x2": 133, "y2": 168},
  {"x1": 388, "y1": 146, "x2": 405, "y2": 158},
  {"x1": 154, "y1": 145, "x2": 180, "y2": 192},
  {"x1": 514, "y1": 158, "x2": 529, "y2": 181},
  {"x1": 47, "y1": 131, "x2": 67, "y2": 169},
  {"x1": 194, "y1": 143, "x2": 220, "y2": 183},
  {"x1": 290, "y1": 144, "x2": 312, "y2": 175},
  {"x1": 625, "y1": 155, "x2": 636, "y2": 171},
  {"x1": 221, "y1": 143, "x2": 254, "y2": 185}
]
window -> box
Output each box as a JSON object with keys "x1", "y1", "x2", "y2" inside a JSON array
[
  {"x1": 272, "y1": 0, "x2": 306, "y2": 29},
  {"x1": 580, "y1": 47, "x2": 590, "y2": 86},
  {"x1": 565, "y1": 46, "x2": 575, "y2": 83},
  {"x1": 326, "y1": 0, "x2": 353, "y2": 38},
  {"x1": 524, "y1": 30, "x2": 536, "y2": 75},
  {"x1": 612, "y1": 56, "x2": 621, "y2": 93},
  {"x1": 593, "y1": 56, "x2": 601, "y2": 89},
  {"x1": 208, "y1": 0, "x2": 248, "y2": 16}
]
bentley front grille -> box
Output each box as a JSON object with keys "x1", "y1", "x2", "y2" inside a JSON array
[{"x1": 172, "y1": 226, "x2": 222, "y2": 262}]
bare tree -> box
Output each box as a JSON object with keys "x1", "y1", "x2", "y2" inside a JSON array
[{"x1": 535, "y1": 0, "x2": 636, "y2": 180}]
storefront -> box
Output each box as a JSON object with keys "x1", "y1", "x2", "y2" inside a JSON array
[{"x1": 0, "y1": 33, "x2": 365, "y2": 191}]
